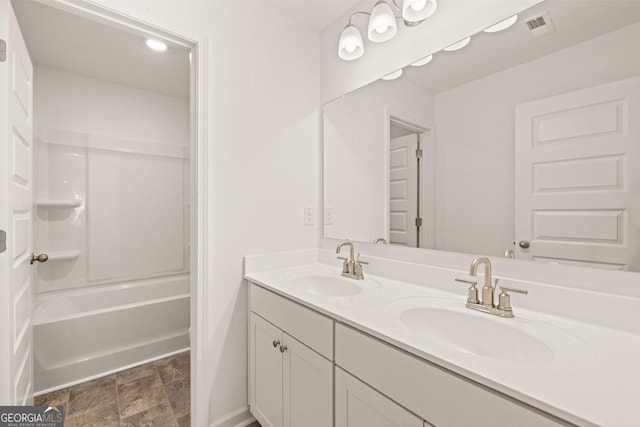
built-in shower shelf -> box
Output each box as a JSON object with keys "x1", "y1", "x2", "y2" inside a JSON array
[
  {"x1": 37, "y1": 199, "x2": 83, "y2": 208},
  {"x1": 46, "y1": 250, "x2": 81, "y2": 262}
]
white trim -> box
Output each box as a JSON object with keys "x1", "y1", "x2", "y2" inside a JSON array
[
  {"x1": 192, "y1": 35, "x2": 211, "y2": 427},
  {"x1": 210, "y1": 406, "x2": 256, "y2": 427}
]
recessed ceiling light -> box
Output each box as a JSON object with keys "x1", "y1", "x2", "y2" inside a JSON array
[
  {"x1": 411, "y1": 55, "x2": 433, "y2": 67},
  {"x1": 146, "y1": 39, "x2": 167, "y2": 52},
  {"x1": 484, "y1": 15, "x2": 518, "y2": 33},
  {"x1": 382, "y1": 69, "x2": 403, "y2": 80},
  {"x1": 443, "y1": 37, "x2": 471, "y2": 52}
]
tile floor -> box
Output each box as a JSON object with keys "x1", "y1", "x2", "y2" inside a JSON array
[{"x1": 34, "y1": 351, "x2": 190, "y2": 427}]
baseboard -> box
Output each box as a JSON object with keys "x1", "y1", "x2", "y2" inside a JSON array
[{"x1": 210, "y1": 405, "x2": 255, "y2": 427}]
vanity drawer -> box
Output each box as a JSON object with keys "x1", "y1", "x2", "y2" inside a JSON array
[
  {"x1": 249, "y1": 282, "x2": 334, "y2": 360},
  {"x1": 335, "y1": 323, "x2": 571, "y2": 427}
]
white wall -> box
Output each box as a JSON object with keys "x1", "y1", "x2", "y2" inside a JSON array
[
  {"x1": 433, "y1": 22, "x2": 640, "y2": 256},
  {"x1": 320, "y1": 0, "x2": 543, "y2": 103},
  {"x1": 64, "y1": 1, "x2": 321, "y2": 425},
  {"x1": 34, "y1": 66, "x2": 189, "y2": 145},
  {"x1": 324, "y1": 77, "x2": 432, "y2": 243}
]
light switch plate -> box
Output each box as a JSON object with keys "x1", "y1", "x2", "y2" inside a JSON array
[
  {"x1": 304, "y1": 206, "x2": 314, "y2": 226},
  {"x1": 324, "y1": 208, "x2": 333, "y2": 225}
]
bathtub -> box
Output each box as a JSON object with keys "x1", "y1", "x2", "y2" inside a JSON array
[{"x1": 33, "y1": 275, "x2": 190, "y2": 394}]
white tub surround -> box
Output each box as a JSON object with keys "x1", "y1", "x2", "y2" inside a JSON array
[
  {"x1": 33, "y1": 275, "x2": 190, "y2": 394},
  {"x1": 245, "y1": 249, "x2": 640, "y2": 427}
]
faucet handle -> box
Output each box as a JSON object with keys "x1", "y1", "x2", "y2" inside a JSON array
[
  {"x1": 497, "y1": 286, "x2": 528, "y2": 312},
  {"x1": 454, "y1": 278, "x2": 479, "y2": 304},
  {"x1": 337, "y1": 256, "x2": 349, "y2": 274}
]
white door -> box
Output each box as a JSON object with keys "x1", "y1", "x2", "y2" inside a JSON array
[
  {"x1": 283, "y1": 333, "x2": 332, "y2": 427},
  {"x1": 515, "y1": 76, "x2": 640, "y2": 270},
  {"x1": 335, "y1": 367, "x2": 423, "y2": 427},
  {"x1": 389, "y1": 134, "x2": 418, "y2": 247},
  {"x1": 249, "y1": 314, "x2": 283, "y2": 427},
  {"x1": 0, "y1": 0, "x2": 34, "y2": 405}
]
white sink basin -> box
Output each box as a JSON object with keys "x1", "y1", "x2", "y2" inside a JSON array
[
  {"x1": 388, "y1": 297, "x2": 592, "y2": 367},
  {"x1": 288, "y1": 275, "x2": 364, "y2": 297}
]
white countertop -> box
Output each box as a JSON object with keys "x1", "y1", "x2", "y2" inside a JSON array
[{"x1": 244, "y1": 255, "x2": 640, "y2": 427}]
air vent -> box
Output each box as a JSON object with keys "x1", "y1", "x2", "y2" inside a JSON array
[
  {"x1": 523, "y1": 11, "x2": 555, "y2": 38},
  {"x1": 526, "y1": 16, "x2": 546, "y2": 30}
]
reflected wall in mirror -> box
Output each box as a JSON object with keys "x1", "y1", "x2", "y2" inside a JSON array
[{"x1": 323, "y1": 0, "x2": 640, "y2": 271}]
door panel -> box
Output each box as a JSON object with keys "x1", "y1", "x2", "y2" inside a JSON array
[
  {"x1": 515, "y1": 76, "x2": 640, "y2": 271},
  {"x1": 1, "y1": 0, "x2": 34, "y2": 405},
  {"x1": 283, "y1": 333, "x2": 332, "y2": 427},
  {"x1": 249, "y1": 313, "x2": 283, "y2": 427},
  {"x1": 389, "y1": 135, "x2": 418, "y2": 246},
  {"x1": 335, "y1": 367, "x2": 423, "y2": 427}
]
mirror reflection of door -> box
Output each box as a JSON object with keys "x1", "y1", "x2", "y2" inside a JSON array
[
  {"x1": 515, "y1": 76, "x2": 640, "y2": 271},
  {"x1": 390, "y1": 133, "x2": 419, "y2": 246},
  {"x1": 389, "y1": 119, "x2": 431, "y2": 248}
]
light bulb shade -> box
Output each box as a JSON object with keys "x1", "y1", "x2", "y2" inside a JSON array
[
  {"x1": 484, "y1": 15, "x2": 518, "y2": 33},
  {"x1": 411, "y1": 54, "x2": 433, "y2": 67},
  {"x1": 443, "y1": 36, "x2": 471, "y2": 52},
  {"x1": 338, "y1": 25, "x2": 364, "y2": 60},
  {"x1": 402, "y1": 0, "x2": 437, "y2": 23},
  {"x1": 368, "y1": 1, "x2": 397, "y2": 43},
  {"x1": 382, "y1": 69, "x2": 403, "y2": 80}
]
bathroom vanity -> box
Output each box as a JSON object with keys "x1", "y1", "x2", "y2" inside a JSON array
[{"x1": 245, "y1": 249, "x2": 640, "y2": 427}]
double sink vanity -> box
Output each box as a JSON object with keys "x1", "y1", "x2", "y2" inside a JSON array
[{"x1": 245, "y1": 245, "x2": 640, "y2": 427}]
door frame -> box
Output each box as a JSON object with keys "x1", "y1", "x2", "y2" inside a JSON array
[
  {"x1": 384, "y1": 108, "x2": 435, "y2": 248},
  {"x1": 26, "y1": 0, "x2": 210, "y2": 424}
]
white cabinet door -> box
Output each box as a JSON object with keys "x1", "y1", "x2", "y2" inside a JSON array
[
  {"x1": 336, "y1": 367, "x2": 423, "y2": 427},
  {"x1": 0, "y1": 0, "x2": 34, "y2": 406},
  {"x1": 283, "y1": 333, "x2": 333, "y2": 427},
  {"x1": 249, "y1": 313, "x2": 283, "y2": 427}
]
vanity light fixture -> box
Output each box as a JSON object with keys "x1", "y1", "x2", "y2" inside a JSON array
[
  {"x1": 410, "y1": 54, "x2": 433, "y2": 66},
  {"x1": 382, "y1": 69, "x2": 403, "y2": 80},
  {"x1": 338, "y1": 0, "x2": 438, "y2": 61},
  {"x1": 484, "y1": 15, "x2": 518, "y2": 33},
  {"x1": 338, "y1": 25, "x2": 365, "y2": 60},
  {"x1": 145, "y1": 39, "x2": 167, "y2": 52},
  {"x1": 403, "y1": 0, "x2": 437, "y2": 24},
  {"x1": 443, "y1": 36, "x2": 471, "y2": 52},
  {"x1": 368, "y1": 1, "x2": 398, "y2": 42}
]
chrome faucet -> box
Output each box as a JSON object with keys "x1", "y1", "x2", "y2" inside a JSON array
[
  {"x1": 455, "y1": 257, "x2": 528, "y2": 318},
  {"x1": 336, "y1": 240, "x2": 368, "y2": 280}
]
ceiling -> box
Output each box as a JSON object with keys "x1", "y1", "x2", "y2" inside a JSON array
[
  {"x1": 11, "y1": 0, "x2": 359, "y2": 99},
  {"x1": 265, "y1": 0, "x2": 360, "y2": 32},
  {"x1": 12, "y1": 1, "x2": 190, "y2": 99},
  {"x1": 401, "y1": 0, "x2": 640, "y2": 94}
]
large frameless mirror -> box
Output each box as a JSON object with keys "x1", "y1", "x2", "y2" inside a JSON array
[{"x1": 323, "y1": 0, "x2": 640, "y2": 272}]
